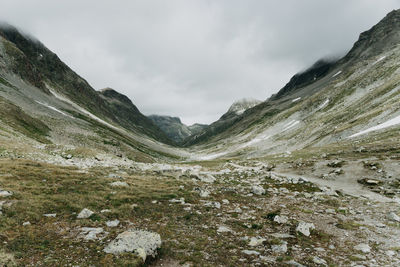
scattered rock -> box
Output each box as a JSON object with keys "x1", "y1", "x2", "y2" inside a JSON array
[
  {"x1": 79, "y1": 227, "x2": 104, "y2": 240},
  {"x1": 217, "y1": 226, "x2": 232, "y2": 233},
  {"x1": 0, "y1": 190, "x2": 12, "y2": 197},
  {"x1": 203, "y1": 201, "x2": 221, "y2": 209},
  {"x1": 273, "y1": 215, "x2": 288, "y2": 224},
  {"x1": 353, "y1": 243, "x2": 371, "y2": 253},
  {"x1": 271, "y1": 241, "x2": 287, "y2": 253},
  {"x1": 169, "y1": 198, "x2": 185, "y2": 204},
  {"x1": 242, "y1": 250, "x2": 260, "y2": 256},
  {"x1": 251, "y1": 185, "x2": 265, "y2": 195},
  {"x1": 296, "y1": 221, "x2": 315, "y2": 236},
  {"x1": 313, "y1": 256, "x2": 327, "y2": 265},
  {"x1": 77, "y1": 208, "x2": 94, "y2": 219},
  {"x1": 22, "y1": 221, "x2": 31, "y2": 226},
  {"x1": 43, "y1": 213, "x2": 56, "y2": 217},
  {"x1": 388, "y1": 212, "x2": 400, "y2": 222},
  {"x1": 110, "y1": 181, "x2": 129, "y2": 187},
  {"x1": 249, "y1": 237, "x2": 266, "y2": 247},
  {"x1": 106, "y1": 219, "x2": 120, "y2": 227},
  {"x1": 103, "y1": 229, "x2": 162, "y2": 262}
]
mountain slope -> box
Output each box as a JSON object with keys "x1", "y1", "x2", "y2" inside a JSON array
[
  {"x1": 148, "y1": 115, "x2": 207, "y2": 143},
  {"x1": 191, "y1": 9, "x2": 400, "y2": 159},
  {"x1": 0, "y1": 24, "x2": 173, "y2": 146},
  {"x1": 183, "y1": 98, "x2": 262, "y2": 146}
]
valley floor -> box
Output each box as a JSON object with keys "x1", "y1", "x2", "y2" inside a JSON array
[{"x1": 1, "y1": 144, "x2": 400, "y2": 267}]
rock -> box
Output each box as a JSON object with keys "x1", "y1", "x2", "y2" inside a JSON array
[
  {"x1": 77, "y1": 208, "x2": 94, "y2": 219},
  {"x1": 353, "y1": 243, "x2": 371, "y2": 253},
  {"x1": 43, "y1": 213, "x2": 56, "y2": 217},
  {"x1": 242, "y1": 250, "x2": 260, "y2": 255},
  {"x1": 271, "y1": 241, "x2": 287, "y2": 253},
  {"x1": 222, "y1": 199, "x2": 230, "y2": 204},
  {"x1": 66, "y1": 154, "x2": 72, "y2": 159},
  {"x1": 79, "y1": 227, "x2": 104, "y2": 240},
  {"x1": 110, "y1": 181, "x2": 129, "y2": 187},
  {"x1": 101, "y1": 209, "x2": 111, "y2": 213},
  {"x1": 0, "y1": 190, "x2": 13, "y2": 197},
  {"x1": 217, "y1": 226, "x2": 232, "y2": 233},
  {"x1": 386, "y1": 250, "x2": 395, "y2": 256},
  {"x1": 286, "y1": 260, "x2": 307, "y2": 267},
  {"x1": 388, "y1": 212, "x2": 400, "y2": 222},
  {"x1": 204, "y1": 201, "x2": 221, "y2": 209},
  {"x1": 313, "y1": 256, "x2": 327, "y2": 265},
  {"x1": 199, "y1": 189, "x2": 210, "y2": 198},
  {"x1": 249, "y1": 237, "x2": 266, "y2": 247},
  {"x1": 169, "y1": 198, "x2": 185, "y2": 204},
  {"x1": 273, "y1": 215, "x2": 288, "y2": 224},
  {"x1": 195, "y1": 173, "x2": 216, "y2": 183},
  {"x1": 103, "y1": 229, "x2": 162, "y2": 262},
  {"x1": 106, "y1": 219, "x2": 120, "y2": 227},
  {"x1": 296, "y1": 221, "x2": 315, "y2": 236},
  {"x1": 325, "y1": 208, "x2": 336, "y2": 214},
  {"x1": 22, "y1": 221, "x2": 31, "y2": 226},
  {"x1": 251, "y1": 185, "x2": 265, "y2": 195}
]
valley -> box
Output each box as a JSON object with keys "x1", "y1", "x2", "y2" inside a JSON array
[{"x1": 0, "y1": 8, "x2": 400, "y2": 267}]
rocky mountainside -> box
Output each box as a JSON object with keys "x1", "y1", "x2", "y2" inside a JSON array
[
  {"x1": 0, "y1": 24, "x2": 173, "y2": 147},
  {"x1": 182, "y1": 98, "x2": 262, "y2": 146},
  {"x1": 148, "y1": 115, "x2": 207, "y2": 143},
  {"x1": 1, "y1": 10, "x2": 400, "y2": 267},
  {"x1": 190, "y1": 9, "x2": 400, "y2": 160}
]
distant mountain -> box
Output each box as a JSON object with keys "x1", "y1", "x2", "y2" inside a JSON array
[
  {"x1": 148, "y1": 115, "x2": 207, "y2": 143},
  {"x1": 182, "y1": 98, "x2": 262, "y2": 146}
]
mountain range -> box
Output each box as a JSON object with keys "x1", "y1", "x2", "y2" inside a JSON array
[{"x1": 0, "y1": 9, "x2": 400, "y2": 267}]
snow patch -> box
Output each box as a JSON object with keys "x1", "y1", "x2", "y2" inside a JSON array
[
  {"x1": 282, "y1": 120, "x2": 300, "y2": 131},
  {"x1": 349, "y1": 114, "x2": 400, "y2": 138},
  {"x1": 197, "y1": 151, "x2": 228, "y2": 161},
  {"x1": 49, "y1": 89, "x2": 118, "y2": 130},
  {"x1": 332, "y1": 71, "x2": 342, "y2": 78},
  {"x1": 35, "y1": 101, "x2": 73, "y2": 118},
  {"x1": 317, "y1": 99, "x2": 330, "y2": 110},
  {"x1": 373, "y1": 56, "x2": 386, "y2": 65},
  {"x1": 292, "y1": 97, "x2": 301, "y2": 102}
]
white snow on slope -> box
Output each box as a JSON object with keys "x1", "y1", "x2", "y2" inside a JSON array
[
  {"x1": 349, "y1": 114, "x2": 400, "y2": 138},
  {"x1": 373, "y1": 56, "x2": 386, "y2": 65},
  {"x1": 197, "y1": 151, "x2": 228, "y2": 161},
  {"x1": 317, "y1": 99, "x2": 330, "y2": 110},
  {"x1": 49, "y1": 89, "x2": 118, "y2": 130},
  {"x1": 332, "y1": 71, "x2": 342, "y2": 78},
  {"x1": 282, "y1": 120, "x2": 300, "y2": 131},
  {"x1": 35, "y1": 101, "x2": 73, "y2": 118},
  {"x1": 292, "y1": 97, "x2": 301, "y2": 102}
]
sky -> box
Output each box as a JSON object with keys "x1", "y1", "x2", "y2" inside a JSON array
[{"x1": 0, "y1": 0, "x2": 399, "y2": 125}]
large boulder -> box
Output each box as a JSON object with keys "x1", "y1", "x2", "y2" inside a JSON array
[{"x1": 103, "y1": 229, "x2": 162, "y2": 261}]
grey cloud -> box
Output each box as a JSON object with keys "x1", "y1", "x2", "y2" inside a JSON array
[{"x1": 0, "y1": 0, "x2": 399, "y2": 124}]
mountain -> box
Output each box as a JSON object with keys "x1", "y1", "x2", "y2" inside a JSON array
[
  {"x1": 1, "y1": 10, "x2": 400, "y2": 267},
  {"x1": 190, "y1": 9, "x2": 400, "y2": 159},
  {"x1": 148, "y1": 115, "x2": 207, "y2": 143},
  {"x1": 0, "y1": 24, "x2": 181, "y2": 162},
  {"x1": 182, "y1": 98, "x2": 262, "y2": 146}
]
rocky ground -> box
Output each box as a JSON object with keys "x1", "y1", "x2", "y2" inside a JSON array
[{"x1": 0, "y1": 145, "x2": 399, "y2": 266}]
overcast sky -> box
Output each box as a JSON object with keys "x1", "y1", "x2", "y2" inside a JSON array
[{"x1": 0, "y1": 1, "x2": 399, "y2": 124}]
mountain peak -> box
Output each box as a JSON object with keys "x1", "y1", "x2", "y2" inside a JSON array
[
  {"x1": 227, "y1": 98, "x2": 262, "y2": 116},
  {"x1": 343, "y1": 8, "x2": 400, "y2": 61}
]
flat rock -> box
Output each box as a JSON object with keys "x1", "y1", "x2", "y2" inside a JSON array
[
  {"x1": 271, "y1": 241, "x2": 287, "y2": 253},
  {"x1": 106, "y1": 219, "x2": 120, "y2": 227},
  {"x1": 242, "y1": 250, "x2": 260, "y2": 255},
  {"x1": 217, "y1": 226, "x2": 232, "y2": 233},
  {"x1": 0, "y1": 190, "x2": 13, "y2": 197},
  {"x1": 80, "y1": 227, "x2": 104, "y2": 240},
  {"x1": 110, "y1": 181, "x2": 129, "y2": 187},
  {"x1": 296, "y1": 221, "x2": 315, "y2": 236},
  {"x1": 388, "y1": 212, "x2": 400, "y2": 222},
  {"x1": 103, "y1": 229, "x2": 162, "y2": 262},
  {"x1": 251, "y1": 185, "x2": 265, "y2": 195},
  {"x1": 249, "y1": 237, "x2": 266, "y2": 247},
  {"x1": 77, "y1": 208, "x2": 94, "y2": 219},
  {"x1": 274, "y1": 215, "x2": 288, "y2": 224},
  {"x1": 353, "y1": 243, "x2": 371, "y2": 253}
]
